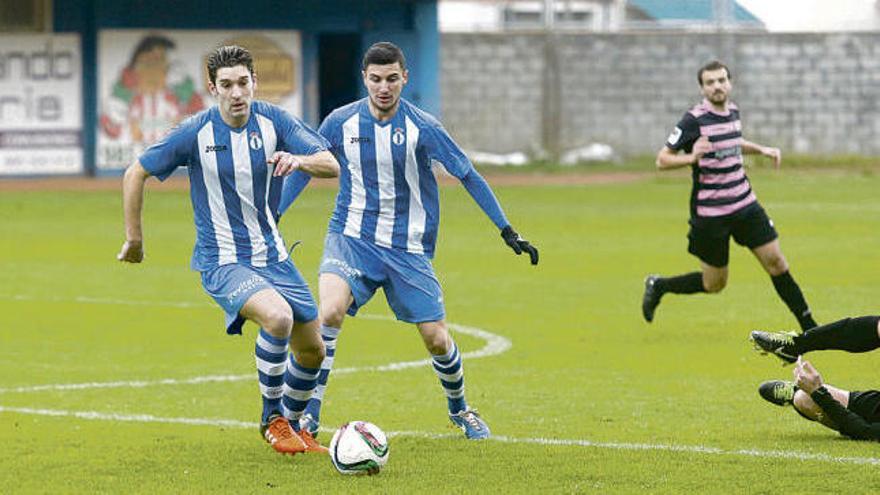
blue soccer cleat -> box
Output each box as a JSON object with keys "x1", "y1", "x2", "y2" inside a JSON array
[{"x1": 449, "y1": 409, "x2": 491, "y2": 440}]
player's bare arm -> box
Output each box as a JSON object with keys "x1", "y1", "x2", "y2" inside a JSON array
[
  {"x1": 268, "y1": 150, "x2": 339, "y2": 178},
  {"x1": 742, "y1": 139, "x2": 781, "y2": 168},
  {"x1": 655, "y1": 137, "x2": 711, "y2": 170},
  {"x1": 118, "y1": 161, "x2": 150, "y2": 263}
]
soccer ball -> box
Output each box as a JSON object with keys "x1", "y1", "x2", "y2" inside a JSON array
[{"x1": 329, "y1": 421, "x2": 389, "y2": 475}]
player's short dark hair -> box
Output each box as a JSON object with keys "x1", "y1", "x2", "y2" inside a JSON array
[
  {"x1": 206, "y1": 45, "x2": 255, "y2": 84},
  {"x1": 362, "y1": 42, "x2": 406, "y2": 71},
  {"x1": 698, "y1": 60, "x2": 731, "y2": 85}
]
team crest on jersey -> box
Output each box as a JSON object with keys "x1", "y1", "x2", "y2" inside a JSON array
[
  {"x1": 249, "y1": 131, "x2": 263, "y2": 151},
  {"x1": 392, "y1": 127, "x2": 405, "y2": 146}
]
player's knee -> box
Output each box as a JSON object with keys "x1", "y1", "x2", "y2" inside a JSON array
[
  {"x1": 766, "y1": 255, "x2": 788, "y2": 276},
  {"x1": 263, "y1": 307, "x2": 294, "y2": 338},
  {"x1": 320, "y1": 303, "x2": 347, "y2": 328},
  {"x1": 424, "y1": 331, "x2": 451, "y2": 356}
]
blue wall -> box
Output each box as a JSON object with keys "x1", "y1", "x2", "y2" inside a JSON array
[{"x1": 53, "y1": 0, "x2": 439, "y2": 175}]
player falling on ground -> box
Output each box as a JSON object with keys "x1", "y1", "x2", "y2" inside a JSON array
[
  {"x1": 759, "y1": 358, "x2": 880, "y2": 441},
  {"x1": 751, "y1": 316, "x2": 880, "y2": 364},
  {"x1": 276, "y1": 42, "x2": 538, "y2": 440},
  {"x1": 118, "y1": 45, "x2": 339, "y2": 456},
  {"x1": 641, "y1": 60, "x2": 816, "y2": 332}
]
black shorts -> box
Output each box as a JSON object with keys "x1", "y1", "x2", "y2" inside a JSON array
[
  {"x1": 687, "y1": 202, "x2": 778, "y2": 268},
  {"x1": 847, "y1": 390, "x2": 880, "y2": 423}
]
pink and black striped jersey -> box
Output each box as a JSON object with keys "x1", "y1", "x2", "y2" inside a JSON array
[{"x1": 665, "y1": 99, "x2": 756, "y2": 218}]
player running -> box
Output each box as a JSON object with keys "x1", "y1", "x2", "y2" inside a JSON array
[
  {"x1": 277, "y1": 42, "x2": 538, "y2": 440},
  {"x1": 118, "y1": 45, "x2": 338, "y2": 456},
  {"x1": 641, "y1": 60, "x2": 817, "y2": 332}
]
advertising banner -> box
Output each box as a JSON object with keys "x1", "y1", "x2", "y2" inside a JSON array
[
  {"x1": 0, "y1": 34, "x2": 83, "y2": 176},
  {"x1": 97, "y1": 29, "x2": 303, "y2": 171}
]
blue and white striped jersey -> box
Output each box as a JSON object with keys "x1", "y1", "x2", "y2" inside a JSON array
[
  {"x1": 139, "y1": 101, "x2": 328, "y2": 271},
  {"x1": 319, "y1": 98, "x2": 473, "y2": 258}
]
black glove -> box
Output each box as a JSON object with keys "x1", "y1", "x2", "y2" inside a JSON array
[{"x1": 500, "y1": 226, "x2": 539, "y2": 265}]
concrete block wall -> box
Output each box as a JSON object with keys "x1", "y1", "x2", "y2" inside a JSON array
[
  {"x1": 441, "y1": 34, "x2": 546, "y2": 154},
  {"x1": 441, "y1": 32, "x2": 880, "y2": 156}
]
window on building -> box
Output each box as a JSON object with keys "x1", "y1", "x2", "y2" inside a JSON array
[
  {"x1": 503, "y1": 7, "x2": 543, "y2": 27},
  {"x1": 555, "y1": 9, "x2": 594, "y2": 27},
  {"x1": 502, "y1": 1, "x2": 598, "y2": 30}
]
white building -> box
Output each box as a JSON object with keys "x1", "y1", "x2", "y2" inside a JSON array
[
  {"x1": 439, "y1": 0, "x2": 762, "y2": 32},
  {"x1": 737, "y1": 0, "x2": 880, "y2": 32}
]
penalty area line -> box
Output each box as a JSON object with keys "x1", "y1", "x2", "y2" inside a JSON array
[
  {"x1": 0, "y1": 317, "x2": 511, "y2": 395},
  {"x1": 1, "y1": 405, "x2": 879, "y2": 467}
]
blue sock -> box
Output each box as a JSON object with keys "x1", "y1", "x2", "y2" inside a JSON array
[
  {"x1": 282, "y1": 354, "x2": 320, "y2": 426},
  {"x1": 304, "y1": 325, "x2": 341, "y2": 422},
  {"x1": 432, "y1": 340, "x2": 467, "y2": 414},
  {"x1": 255, "y1": 329, "x2": 288, "y2": 423}
]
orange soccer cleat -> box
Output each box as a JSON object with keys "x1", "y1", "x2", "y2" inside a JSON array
[
  {"x1": 260, "y1": 414, "x2": 307, "y2": 455},
  {"x1": 296, "y1": 428, "x2": 329, "y2": 454}
]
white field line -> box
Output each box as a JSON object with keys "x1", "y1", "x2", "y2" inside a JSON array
[
  {"x1": 2, "y1": 405, "x2": 879, "y2": 467},
  {"x1": 0, "y1": 295, "x2": 511, "y2": 394},
  {"x1": 4, "y1": 294, "x2": 878, "y2": 467}
]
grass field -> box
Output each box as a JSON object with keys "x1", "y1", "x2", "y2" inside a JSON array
[{"x1": 3, "y1": 166, "x2": 880, "y2": 493}]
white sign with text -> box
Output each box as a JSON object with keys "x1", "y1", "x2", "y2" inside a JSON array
[{"x1": 0, "y1": 34, "x2": 83, "y2": 175}]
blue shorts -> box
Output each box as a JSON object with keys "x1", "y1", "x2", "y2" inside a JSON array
[
  {"x1": 201, "y1": 259, "x2": 318, "y2": 335},
  {"x1": 319, "y1": 233, "x2": 445, "y2": 323}
]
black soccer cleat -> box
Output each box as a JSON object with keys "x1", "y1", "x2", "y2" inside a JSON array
[
  {"x1": 750, "y1": 330, "x2": 798, "y2": 365},
  {"x1": 642, "y1": 275, "x2": 662, "y2": 323},
  {"x1": 758, "y1": 380, "x2": 797, "y2": 407}
]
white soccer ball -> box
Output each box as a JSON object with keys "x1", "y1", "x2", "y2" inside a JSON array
[{"x1": 329, "y1": 421, "x2": 389, "y2": 475}]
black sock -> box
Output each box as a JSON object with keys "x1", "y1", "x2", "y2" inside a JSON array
[
  {"x1": 655, "y1": 272, "x2": 705, "y2": 295},
  {"x1": 793, "y1": 316, "x2": 880, "y2": 354},
  {"x1": 771, "y1": 271, "x2": 816, "y2": 331}
]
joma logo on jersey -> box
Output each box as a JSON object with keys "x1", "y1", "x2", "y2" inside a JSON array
[
  {"x1": 350, "y1": 137, "x2": 371, "y2": 144},
  {"x1": 249, "y1": 132, "x2": 263, "y2": 151},
  {"x1": 205, "y1": 145, "x2": 228, "y2": 153},
  {"x1": 392, "y1": 128, "x2": 405, "y2": 146}
]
